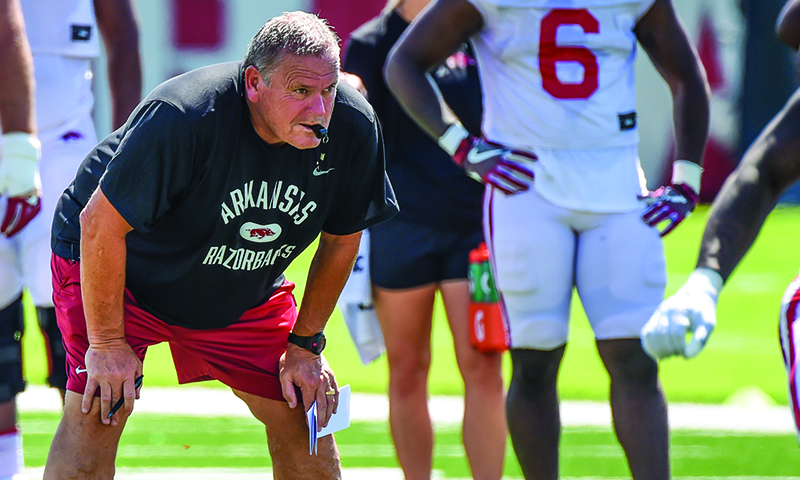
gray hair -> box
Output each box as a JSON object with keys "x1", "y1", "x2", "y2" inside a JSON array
[{"x1": 243, "y1": 11, "x2": 341, "y2": 84}]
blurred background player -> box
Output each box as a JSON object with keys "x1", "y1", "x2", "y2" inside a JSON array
[
  {"x1": 641, "y1": 0, "x2": 800, "y2": 444},
  {"x1": 0, "y1": 0, "x2": 140, "y2": 478},
  {"x1": 385, "y1": 0, "x2": 709, "y2": 478},
  {"x1": 0, "y1": 1, "x2": 39, "y2": 477},
  {"x1": 343, "y1": 0, "x2": 507, "y2": 478}
]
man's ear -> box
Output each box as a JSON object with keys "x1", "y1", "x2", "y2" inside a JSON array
[{"x1": 244, "y1": 66, "x2": 262, "y2": 103}]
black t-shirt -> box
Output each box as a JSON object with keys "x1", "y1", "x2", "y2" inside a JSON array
[
  {"x1": 343, "y1": 9, "x2": 484, "y2": 231},
  {"x1": 52, "y1": 61, "x2": 398, "y2": 329}
]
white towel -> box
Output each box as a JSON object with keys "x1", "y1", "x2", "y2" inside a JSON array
[{"x1": 337, "y1": 229, "x2": 385, "y2": 365}]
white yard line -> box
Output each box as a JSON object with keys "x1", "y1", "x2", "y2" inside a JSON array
[
  {"x1": 16, "y1": 385, "x2": 799, "y2": 480},
  {"x1": 18, "y1": 384, "x2": 796, "y2": 433}
]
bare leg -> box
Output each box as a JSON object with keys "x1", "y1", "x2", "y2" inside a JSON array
[
  {"x1": 373, "y1": 284, "x2": 436, "y2": 480},
  {"x1": 506, "y1": 346, "x2": 564, "y2": 480},
  {"x1": 441, "y1": 280, "x2": 506, "y2": 480},
  {"x1": 43, "y1": 391, "x2": 128, "y2": 479},
  {"x1": 232, "y1": 389, "x2": 341, "y2": 480},
  {"x1": 0, "y1": 400, "x2": 24, "y2": 480},
  {"x1": 597, "y1": 338, "x2": 669, "y2": 480}
]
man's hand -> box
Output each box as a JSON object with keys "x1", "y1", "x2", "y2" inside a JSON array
[
  {"x1": 641, "y1": 160, "x2": 702, "y2": 237},
  {"x1": 641, "y1": 267, "x2": 722, "y2": 360},
  {"x1": 82, "y1": 341, "x2": 143, "y2": 426},
  {"x1": 641, "y1": 183, "x2": 698, "y2": 237},
  {"x1": 0, "y1": 132, "x2": 42, "y2": 237},
  {"x1": 279, "y1": 344, "x2": 339, "y2": 431},
  {"x1": 452, "y1": 136, "x2": 536, "y2": 195}
]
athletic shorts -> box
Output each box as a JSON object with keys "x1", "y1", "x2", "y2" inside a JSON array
[
  {"x1": 485, "y1": 187, "x2": 666, "y2": 350},
  {"x1": 779, "y1": 272, "x2": 800, "y2": 444},
  {"x1": 369, "y1": 215, "x2": 483, "y2": 289},
  {"x1": 52, "y1": 254, "x2": 297, "y2": 401}
]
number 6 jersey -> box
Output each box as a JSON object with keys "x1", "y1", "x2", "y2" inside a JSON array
[
  {"x1": 466, "y1": 0, "x2": 655, "y2": 149},
  {"x1": 466, "y1": 0, "x2": 657, "y2": 212}
]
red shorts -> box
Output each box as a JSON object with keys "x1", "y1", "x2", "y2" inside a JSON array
[{"x1": 51, "y1": 254, "x2": 297, "y2": 401}]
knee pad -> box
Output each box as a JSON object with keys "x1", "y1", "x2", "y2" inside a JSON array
[
  {"x1": 37, "y1": 306, "x2": 67, "y2": 390},
  {"x1": 0, "y1": 296, "x2": 25, "y2": 402}
]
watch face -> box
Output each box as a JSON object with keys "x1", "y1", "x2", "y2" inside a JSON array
[
  {"x1": 310, "y1": 332, "x2": 326, "y2": 354},
  {"x1": 289, "y1": 332, "x2": 326, "y2": 354}
]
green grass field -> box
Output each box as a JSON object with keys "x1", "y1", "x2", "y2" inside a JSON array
[{"x1": 18, "y1": 205, "x2": 800, "y2": 477}]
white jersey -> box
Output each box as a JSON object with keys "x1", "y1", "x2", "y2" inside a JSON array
[
  {"x1": 19, "y1": 0, "x2": 97, "y2": 138},
  {"x1": 467, "y1": 0, "x2": 654, "y2": 149},
  {"x1": 466, "y1": 0, "x2": 657, "y2": 212},
  {"x1": 21, "y1": 0, "x2": 99, "y2": 58}
]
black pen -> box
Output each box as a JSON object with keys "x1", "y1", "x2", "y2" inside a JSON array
[{"x1": 108, "y1": 375, "x2": 143, "y2": 419}]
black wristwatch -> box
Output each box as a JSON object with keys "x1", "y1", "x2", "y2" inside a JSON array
[{"x1": 287, "y1": 332, "x2": 326, "y2": 355}]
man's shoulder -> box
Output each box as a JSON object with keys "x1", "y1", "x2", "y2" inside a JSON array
[
  {"x1": 333, "y1": 82, "x2": 377, "y2": 126},
  {"x1": 144, "y1": 62, "x2": 242, "y2": 116}
]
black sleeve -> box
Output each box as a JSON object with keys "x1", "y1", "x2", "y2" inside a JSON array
[
  {"x1": 100, "y1": 101, "x2": 197, "y2": 233},
  {"x1": 343, "y1": 36, "x2": 384, "y2": 106},
  {"x1": 322, "y1": 96, "x2": 397, "y2": 236}
]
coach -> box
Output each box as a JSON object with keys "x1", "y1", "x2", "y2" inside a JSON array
[{"x1": 43, "y1": 11, "x2": 397, "y2": 479}]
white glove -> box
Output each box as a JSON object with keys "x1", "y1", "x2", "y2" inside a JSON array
[
  {"x1": 641, "y1": 267, "x2": 723, "y2": 360},
  {"x1": 0, "y1": 132, "x2": 41, "y2": 197}
]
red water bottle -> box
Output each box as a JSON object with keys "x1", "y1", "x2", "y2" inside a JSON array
[{"x1": 468, "y1": 242, "x2": 508, "y2": 353}]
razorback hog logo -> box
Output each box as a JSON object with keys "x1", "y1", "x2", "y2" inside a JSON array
[{"x1": 240, "y1": 222, "x2": 283, "y2": 243}]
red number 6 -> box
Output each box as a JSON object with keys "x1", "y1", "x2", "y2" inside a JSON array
[{"x1": 539, "y1": 9, "x2": 599, "y2": 99}]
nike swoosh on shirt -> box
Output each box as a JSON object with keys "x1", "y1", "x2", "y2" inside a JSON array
[
  {"x1": 76, "y1": 367, "x2": 87, "y2": 374},
  {"x1": 313, "y1": 167, "x2": 335, "y2": 176}
]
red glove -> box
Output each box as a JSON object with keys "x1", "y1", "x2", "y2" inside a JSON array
[
  {"x1": 1, "y1": 195, "x2": 41, "y2": 237},
  {"x1": 440, "y1": 123, "x2": 535, "y2": 195},
  {"x1": 1, "y1": 132, "x2": 42, "y2": 237},
  {"x1": 641, "y1": 183, "x2": 699, "y2": 237}
]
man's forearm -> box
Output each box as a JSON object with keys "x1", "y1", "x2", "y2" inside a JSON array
[
  {"x1": 95, "y1": 0, "x2": 142, "y2": 129},
  {"x1": 0, "y1": 0, "x2": 35, "y2": 134},
  {"x1": 79, "y1": 190, "x2": 132, "y2": 346},
  {"x1": 80, "y1": 227, "x2": 128, "y2": 345},
  {"x1": 292, "y1": 231, "x2": 361, "y2": 336},
  {"x1": 696, "y1": 169, "x2": 776, "y2": 282}
]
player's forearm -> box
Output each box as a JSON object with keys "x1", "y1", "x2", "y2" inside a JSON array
[
  {"x1": 777, "y1": 0, "x2": 800, "y2": 50},
  {"x1": 696, "y1": 165, "x2": 775, "y2": 282},
  {"x1": 671, "y1": 76, "x2": 710, "y2": 165},
  {"x1": 385, "y1": 48, "x2": 452, "y2": 140},
  {"x1": 106, "y1": 49, "x2": 142, "y2": 129},
  {"x1": 96, "y1": 0, "x2": 142, "y2": 129},
  {"x1": 293, "y1": 231, "x2": 361, "y2": 336},
  {"x1": 698, "y1": 91, "x2": 800, "y2": 281},
  {"x1": 0, "y1": 0, "x2": 35, "y2": 134},
  {"x1": 104, "y1": 32, "x2": 141, "y2": 129}
]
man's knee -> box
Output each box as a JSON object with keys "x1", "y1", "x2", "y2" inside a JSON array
[
  {"x1": 268, "y1": 433, "x2": 341, "y2": 479},
  {"x1": 0, "y1": 296, "x2": 25, "y2": 402},
  {"x1": 509, "y1": 346, "x2": 565, "y2": 389},
  {"x1": 598, "y1": 338, "x2": 659, "y2": 386},
  {"x1": 36, "y1": 306, "x2": 67, "y2": 390}
]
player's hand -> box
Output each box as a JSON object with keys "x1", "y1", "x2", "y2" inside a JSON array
[
  {"x1": 641, "y1": 268, "x2": 722, "y2": 360},
  {"x1": 82, "y1": 341, "x2": 142, "y2": 426},
  {"x1": 279, "y1": 345, "x2": 338, "y2": 431},
  {"x1": 640, "y1": 183, "x2": 699, "y2": 237},
  {"x1": 452, "y1": 136, "x2": 536, "y2": 195},
  {"x1": 0, "y1": 132, "x2": 42, "y2": 237}
]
